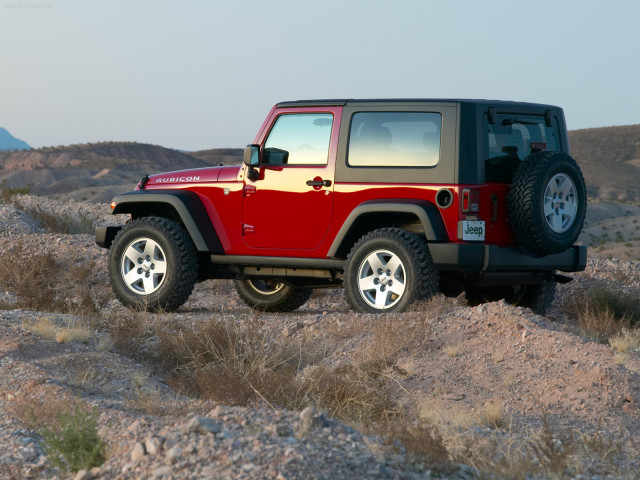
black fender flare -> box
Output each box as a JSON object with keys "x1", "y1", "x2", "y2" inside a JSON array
[
  {"x1": 110, "y1": 190, "x2": 223, "y2": 253},
  {"x1": 327, "y1": 200, "x2": 447, "y2": 258}
]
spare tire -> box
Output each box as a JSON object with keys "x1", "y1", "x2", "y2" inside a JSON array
[{"x1": 507, "y1": 151, "x2": 586, "y2": 255}]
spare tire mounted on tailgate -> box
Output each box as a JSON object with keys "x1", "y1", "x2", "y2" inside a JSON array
[{"x1": 507, "y1": 151, "x2": 586, "y2": 255}]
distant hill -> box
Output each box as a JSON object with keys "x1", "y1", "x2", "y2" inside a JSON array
[
  {"x1": 0, "y1": 142, "x2": 221, "y2": 203},
  {"x1": 189, "y1": 148, "x2": 242, "y2": 166},
  {"x1": 0, "y1": 127, "x2": 30, "y2": 151},
  {"x1": 569, "y1": 124, "x2": 640, "y2": 202}
]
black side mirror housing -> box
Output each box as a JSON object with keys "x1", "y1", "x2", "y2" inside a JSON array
[
  {"x1": 243, "y1": 144, "x2": 260, "y2": 166},
  {"x1": 243, "y1": 144, "x2": 260, "y2": 181}
]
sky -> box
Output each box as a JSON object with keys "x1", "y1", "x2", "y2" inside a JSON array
[{"x1": 0, "y1": 0, "x2": 638, "y2": 151}]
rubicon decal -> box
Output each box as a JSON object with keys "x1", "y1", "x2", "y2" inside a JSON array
[{"x1": 155, "y1": 176, "x2": 200, "y2": 183}]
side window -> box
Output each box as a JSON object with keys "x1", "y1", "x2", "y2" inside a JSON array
[
  {"x1": 347, "y1": 112, "x2": 441, "y2": 167},
  {"x1": 263, "y1": 113, "x2": 333, "y2": 165}
]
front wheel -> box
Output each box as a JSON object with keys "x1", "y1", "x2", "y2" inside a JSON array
[
  {"x1": 343, "y1": 228, "x2": 438, "y2": 313},
  {"x1": 234, "y1": 279, "x2": 312, "y2": 312},
  {"x1": 108, "y1": 217, "x2": 198, "y2": 312}
]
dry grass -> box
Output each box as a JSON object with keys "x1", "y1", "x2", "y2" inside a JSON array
[
  {"x1": 564, "y1": 285, "x2": 639, "y2": 342},
  {"x1": 2, "y1": 192, "x2": 97, "y2": 234},
  {"x1": 5, "y1": 388, "x2": 80, "y2": 431},
  {"x1": 609, "y1": 328, "x2": 640, "y2": 353},
  {"x1": 22, "y1": 316, "x2": 92, "y2": 344},
  {"x1": 0, "y1": 244, "x2": 103, "y2": 315},
  {"x1": 477, "y1": 400, "x2": 506, "y2": 429}
]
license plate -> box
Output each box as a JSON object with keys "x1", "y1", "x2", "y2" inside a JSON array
[{"x1": 461, "y1": 220, "x2": 485, "y2": 241}]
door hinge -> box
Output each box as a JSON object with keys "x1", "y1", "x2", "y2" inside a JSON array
[{"x1": 243, "y1": 224, "x2": 255, "y2": 234}]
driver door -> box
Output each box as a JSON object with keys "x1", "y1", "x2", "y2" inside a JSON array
[{"x1": 241, "y1": 108, "x2": 341, "y2": 251}]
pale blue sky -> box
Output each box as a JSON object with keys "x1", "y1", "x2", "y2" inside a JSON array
[{"x1": 0, "y1": 0, "x2": 638, "y2": 150}]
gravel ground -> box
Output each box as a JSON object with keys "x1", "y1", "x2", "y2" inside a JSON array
[{"x1": 0, "y1": 195, "x2": 639, "y2": 479}]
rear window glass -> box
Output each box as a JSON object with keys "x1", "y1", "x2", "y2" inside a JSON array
[
  {"x1": 348, "y1": 112, "x2": 441, "y2": 167},
  {"x1": 485, "y1": 114, "x2": 559, "y2": 182}
]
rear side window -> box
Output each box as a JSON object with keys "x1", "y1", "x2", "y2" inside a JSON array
[
  {"x1": 485, "y1": 114, "x2": 559, "y2": 182},
  {"x1": 263, "y1": 113, "x2": 333, "y2": 165},
  {"x1": 348, "y1": 112, "x2": 441, "y2": 167}
]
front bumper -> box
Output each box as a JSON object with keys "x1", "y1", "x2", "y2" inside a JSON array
[
  {"x1": 95, "y1": 226, "x2": 124, "y2": 249},
  {"x1": 429, "y1": 244, "x2": 587, "y2": 273}
]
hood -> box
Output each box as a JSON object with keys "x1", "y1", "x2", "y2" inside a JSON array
[{"x1": 141, "y1": 165, "x2": 241, "y2": 188}]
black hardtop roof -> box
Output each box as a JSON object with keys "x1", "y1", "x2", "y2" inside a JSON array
[{"x1": 276, "y1": 99, "x2": 560, "y2": 110}]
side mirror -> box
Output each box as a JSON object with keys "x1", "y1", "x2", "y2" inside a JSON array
[
  {"x1": 243, "y1": 144, "x2": 260, "y2": 166},
  {"x1": 243, "y1": 144, "x2": 260, "y2": 181}
]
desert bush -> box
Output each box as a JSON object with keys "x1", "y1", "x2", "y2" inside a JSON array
[
  {"x1": 41, "y1": 403, "x2": 106, "y2": 474},
  {"x1": 22, "y1": 317, "x2": 91, "y2": 344},
  {"x1": 5, "y1": 389, "x2": 79, "y2": 431},
  {"x1": 19, "y1": 204, "x2": 97, "y2": 234},
  {"x1": 0, "y1": 244, "x2": 101, "y2": 314},
  {"x1": 382, "y1": 419, "x2": 449, "y2": 470},
  {"x1": 609, "y1": 328, "x2": 640, "y2": 353},
  {"x1": 0, "y1": 187, "x2": 30, "y2": 204},
  {"x1": 157, "y1": 317, "x2": 303, "y2": 407},
  {"x1": 565, "y1": 285, "x2": 640, "y2": 342}
]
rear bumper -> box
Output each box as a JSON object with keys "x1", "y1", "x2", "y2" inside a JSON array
[{"x1": 429, "y1": 244, "x2": 587, "y2": 273}]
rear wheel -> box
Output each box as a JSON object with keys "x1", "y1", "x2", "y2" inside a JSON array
[
  {"x1": 234, "y1": 279, "x2": 312, "y2": 312},
  {"x1": 344, "y1": 228, "x2": 438, "y2": 313}
]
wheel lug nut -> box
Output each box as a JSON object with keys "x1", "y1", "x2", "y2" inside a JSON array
[
  {"x1": 381, "y1": 286, "x2": 386, "y2": 292},
  {"x1": 377, "y1": 268, "x2": 383, "y2": 275},
  {"x1": 138, "y1": 258, "x2": 143, "y2": 264},
  {"x1": 145, "y1": 272, "x2": 150, "y2": 278},
  {"x1": 137, "y1": 268, "x2": 142, "y2": 274},
  {"x1": 374, "y1": 278, "x2": 379, "y2": 285}
]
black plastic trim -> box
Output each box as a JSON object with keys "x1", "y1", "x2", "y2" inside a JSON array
[
  {"x1": 209, "y1": 254, "x2": 345, "y2": 269},
  {"x1": 95, "y1": 225, "x2": 124, "y2": 249},
  {"x1": 110, "y1": 190, "x2": 223, "y2": 253},
  {"x1": 428, "y1": 244, "x2": 587, "y2": 272},
  {"x1": 327, "y1": 201, "x2": 448, "y2": 257}
]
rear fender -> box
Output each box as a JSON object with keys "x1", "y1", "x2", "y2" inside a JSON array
[{"x1": 328, "y1": 200, "x2": 447, "y2": 258}]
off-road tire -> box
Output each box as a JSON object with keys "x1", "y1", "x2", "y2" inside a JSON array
[
  {"x1": 344, "y1": 228, "x2": 438, "y2": 313},
  {"x1": 508, "y1": 151, "x2": 586, "y2": 255},
  {"x1": 465, "y1": 279, "x2": 556, "y2": 315},
  {"x1": 108, "y1": 217, "x2": 198, "y2": 312},
  {"x1": 234, "y1": 279, "x2": 312, "y2": 312}
]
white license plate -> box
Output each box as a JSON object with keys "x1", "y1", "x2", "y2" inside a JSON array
[{"x1": 461, "y1": 220, "x2": 485, "y2": 241}]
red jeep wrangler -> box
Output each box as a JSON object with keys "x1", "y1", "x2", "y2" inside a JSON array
[{"x1": 96, "y1": 99, "x2": 587, "y2": 314}]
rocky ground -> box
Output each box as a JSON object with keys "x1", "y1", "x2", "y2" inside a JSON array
[{"x1": 0, "y1": 195, "x2": 639, "y2": 479}]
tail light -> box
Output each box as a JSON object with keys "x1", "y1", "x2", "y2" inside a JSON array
[{"x1": 461, "y1": 188, "x2": 480, "y2": 213}]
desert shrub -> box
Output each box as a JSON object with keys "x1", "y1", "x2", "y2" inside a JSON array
[
  {"x1": 565, "y1": 285, "x2": 640, "y2": 342},
  {"x1": 157, "y1": 317, "x2": 303, "y2": 407},
  {"x1": 609, "y1": 328, "x2": 640, "y2": 353},
  {"x1": 382, "y1": 419, "x2": 449, "y2": 470},
  {"x1": 0, "y1": 187, "x2": 30, "y2": 204},
  {"x1": 0, "y1": 244, "x2": 100, "y2": 314},
  {"x1": 297, "y1": 364, "x2": 399, "y2": 424},
  {"x1": 41, "y1": 403, "x2": 105, "y2": 474},
  {"x1": 5, "y1": 389, "x2": 79, "y2": 431},
  {"x1": 19, "y1": 204, "x2": 97, "y2": 234}
]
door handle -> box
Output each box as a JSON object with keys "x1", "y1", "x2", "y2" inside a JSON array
[{"x1": 306, "y1": 179, "x2": 332, "y2": 187}]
